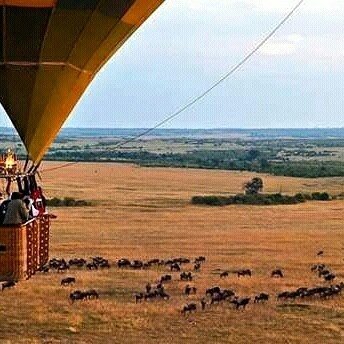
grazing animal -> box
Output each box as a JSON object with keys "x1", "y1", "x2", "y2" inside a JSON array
[
  {"x1": 324, "y1": 273, "x2": 336, "y2": 282},
  {"x1": 130, "y1": 260, "x2": 144, "y2": 269},
  {"x1": 157, "y1": 290, "x2": 170, "y2": 300},
  {"x1": 144, "y1": 291, "x2": 158, "y2": 301},
  {"x1": 57, "y1": 264, "x2": 69, "y2": 273},
  {"x1": 170, "y1": 263, "x2": 181, "y2": 272},
  {"x1": 117, "y1": 258, "x2": 131, "y2": 268},
  {"x1": 160, "y1": 275, "x2": 172, "y2": 283},
  {"x1": 237, "y1": 269, "x2": 252, "y2": 277},
  {"x1": 61, "y1": 277, "x2": 76, "y2": 286},
  {"x1": 145, "y1": 283, "x2": 152, "y2": 293},
  {"x1": 194, "y1": 256, "x2": 206, "y2": 264},
  {"x1": 311, "y1": 264, "x2": 325, "y2": 272},
  {"x1": 254, "y1": 293, "x2": 269, "y2": 303},
  {"x1": 317, "y1": 250, "x2": 324, "y2": 256},
  {"x1": 233, "y1": 297, "x2": 250, "y2": 310},
  {"x1": 147, "y1": 259, "x2": 160, "y2": 266},
  {"x1": 180, "y1": 272, "x2": 193, "y2": 281},
  {"x1": 319, "y1": 269, "x2": 331, "y2": 277},
  {"x1": 206, "y1": 286, "x2": 221, "y2": 296},
  {"x1": 194, "y1": 263, "x2": 201, "y2": 272},
  {"x1": 86, "y1": 262, "x2": 98, "y2": 270},
  {"x1": 181, "y1": 303, "x2": 197, "y2": 315},
  {"x1": 135, "y1": 293, "x2": 144, "y2": 303},
  {"x1": 220, "y1": 271, "x2": 229, "y2": 278},
  {"x1": 84, "y1": 289, "x2": 99, "y2": 299},
  {"x1": 69, "y1": 290, "x2": 85, "y2": 303},
  {"x1": 1, "y1": 281, "x2": 16, "y2": 291},
  {"x1": 271, "y1": 269, "x2": 284, "y2": 278},
  {"x1": 184, "y1": 285, "x2": 197, "y2": 296},
  {"x1": 201, "y1": 298, "x2": 207, "y2": 310},
  {"x1": 69, "y1": 258, "x2": 86, "y2": 268},
  {"x1": 98, "y1": 260, "x2": 110, "y2": 269}
]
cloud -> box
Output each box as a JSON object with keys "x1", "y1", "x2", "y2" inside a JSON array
[
  {"x1": 260, "y1": 34, "x2": 303, "y2": 56},
  {"x1": 179, "y1": 0, "x2": 343, "y2": 14}
]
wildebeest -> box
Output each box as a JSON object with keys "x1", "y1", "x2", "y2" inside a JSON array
[
  {"x1": 135, "y1": 293, "x2": 144, "y2": 303},
  {"x1": 157, "y1": 290, "x2": 170, "y2": 300},
  {"x1": 70, "y1": 289, "x2": 99, "y2": 303},
  {"x1": 160, "y1": 275, "x2": 172, "y2": 283},
  {"x1": 144, "y1": 291, "x2": 158, "y2": 301},
  {"x1": 70, "y1": 290, "x2": 85, "y2": 303},
  {"x1": 254, "y1": 293, "x2": 269, "y2": 303},
  {"x1": 117, "y1": 258, "x2": 131, "y2": 268},
  {"x1": 181, "y1": 303, "x2": 197, "y2": 315},
  {"x1": 84, "y1": 289, "x2": 99, "y2": 299},
  {"x1": 317, "y1": 250, "x2": 324, "y2": 256},
  {"x1": 232, "y1": 297, "x2": 250, "y2": 310},
  {"x1": 220, "y1": 271, "x2": 229, "y2": 278},
  {"x1": 86, "y1": 262, "x2": 98, "y2": 270},
  {"x1": 206, "y1": 286, "x2": 221, "y2": 296},
  {"x1": 271, "y1": 269, "x2": 284, "y2": 278},
  {"x1": 170, "y1": 263, "x2": 181, "y2": 272},
  {"x1": 237, "y1": 269, "x2": 252, "y2": 277},
  {"x1": 61, "y1": 277, "x2": 76, "y2": 286},
  {"x1": 145, "y1": 283, "x2": 152, "y2": 293},
  {"x1": 1, "y1": 281, "x2": 16, "y2": 291},
  {"x1": 130, "y1": 260, "x2": 144, "y2": 269},
  {"x1": 98, "y1": 260, "x2": 110, "y2": 269},
  {"x1": 194, "y1": 263, "x2": 201, "y2": 272},
  {"x1": 201, "y1": 298, "x2": 207, "y2": 310},
  {"x1": 324, "y1": 273, "x2": 336, "y2": 282},
  {"x1": 318, "y1": 269, "x2": 331, "y2": 277},
  {"x1": 194, "y1": 256, "x2": 206, "y2": 264},
  {"x1": 57, "y1": 263, "x2": 69, "y2": 273},
  {"x1": 184, "y1": 285, "x2": 197, "y2": 296},
  {"x1": 69, "y1": 258, "x2": 86, "y2": 268},
  {"x1": 147, "y1": 259, "x2": 160, "y2": 266},
  {"x1": 180, "y1": 272, "x2": 193, "y2": 281},
  {"x1": 311, "y1": 264, "x2": 325, "y2": 272}
]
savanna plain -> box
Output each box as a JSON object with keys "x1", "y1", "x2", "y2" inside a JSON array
[{"x1": 0, "y1": 162, "x2": 344, "y2": 344}]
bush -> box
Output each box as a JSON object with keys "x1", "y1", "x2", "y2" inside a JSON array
[
  {"x1": 311, "y1": 192, "x2": 330, "y2": 201},
  {"x1": 46, "y1": 197, "x2": 92, "y2": 207},
  {"x1": 191, "y1": 196, "x2": 233, "y2": 206},
  {"x1": 191, "y1": 191, "x2": 331, "y2": 206}
]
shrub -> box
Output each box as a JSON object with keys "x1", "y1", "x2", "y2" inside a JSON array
[
  {"x1": 46, "y1": 197, "x2": 92, "y2": 207},
  {"x1": 311, "y1": 192, "x2": 330, "y2": 201}
]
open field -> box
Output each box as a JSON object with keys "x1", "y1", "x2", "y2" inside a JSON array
[{"x1": 1, "y1": 162, "x2": 344, "y2": 343}]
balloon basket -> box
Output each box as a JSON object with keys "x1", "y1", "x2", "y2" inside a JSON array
[{"x1": 0, "y1": 215, "x2": 50, "y2": 281}]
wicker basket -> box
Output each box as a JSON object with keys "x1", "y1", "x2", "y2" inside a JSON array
[{"x1": 0, "y1": 214, "x2": 50, "y2": 281}]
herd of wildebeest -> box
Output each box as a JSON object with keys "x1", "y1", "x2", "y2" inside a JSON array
[{"x1": 0, "y1": 250, "x2": 343, "y2": 315}]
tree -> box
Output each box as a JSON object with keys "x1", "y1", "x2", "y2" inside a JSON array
[{"x1": 244, "y1": 177, "x2": 263, "y2": 195}]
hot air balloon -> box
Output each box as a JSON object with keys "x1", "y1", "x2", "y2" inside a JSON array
[
  {"x1": 0, "y1": 0, "x2": 164, "y2": 166},
  {"x1": 0, "y1": 0, "x2": 164, "y2": 281}
]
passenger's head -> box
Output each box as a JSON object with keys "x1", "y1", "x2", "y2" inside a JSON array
[{"x1": 11, "y1": 192, "x2": 24, "y2": 200}]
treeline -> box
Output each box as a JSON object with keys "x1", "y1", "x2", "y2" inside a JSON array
[
  {"x1": 46, "y1": 197, "x2": 92, "y2": 207},
  {"x1": 45, "y1": 149, "x2": 344, "y2": 178},
  {"x1": 191, "y1": 192, "x2": 330, "y2": 206}
]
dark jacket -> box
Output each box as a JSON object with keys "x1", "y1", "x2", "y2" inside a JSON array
[{"x1": 2, "y1": 199, "x2": 29, "y2": 225}]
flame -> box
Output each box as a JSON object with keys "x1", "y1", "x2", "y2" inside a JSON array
[{"x1": 4, "y1": 150, "x2": 16, "y2": 171}]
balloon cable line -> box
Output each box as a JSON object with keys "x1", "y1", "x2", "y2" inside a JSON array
[{"x1": 40, "y1": 0, "x2": 305, "y2": 174}]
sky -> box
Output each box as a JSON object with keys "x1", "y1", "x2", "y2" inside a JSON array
[{"x1": 1, "y1": 0, "x2": 344, "y2": 129}]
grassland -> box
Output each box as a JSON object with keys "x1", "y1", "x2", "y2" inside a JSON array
[{"x1": 0, "y1": 162, "x2": 343, "y2": 343}]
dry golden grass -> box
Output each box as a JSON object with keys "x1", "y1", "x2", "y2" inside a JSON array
[{"x1": 0, "y1": 162, "x2": 343, "y2": 343}]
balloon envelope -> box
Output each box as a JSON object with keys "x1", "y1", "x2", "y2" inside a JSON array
[{"x1": 0, "y1": 0, "x2": 164, "y2": 163}]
